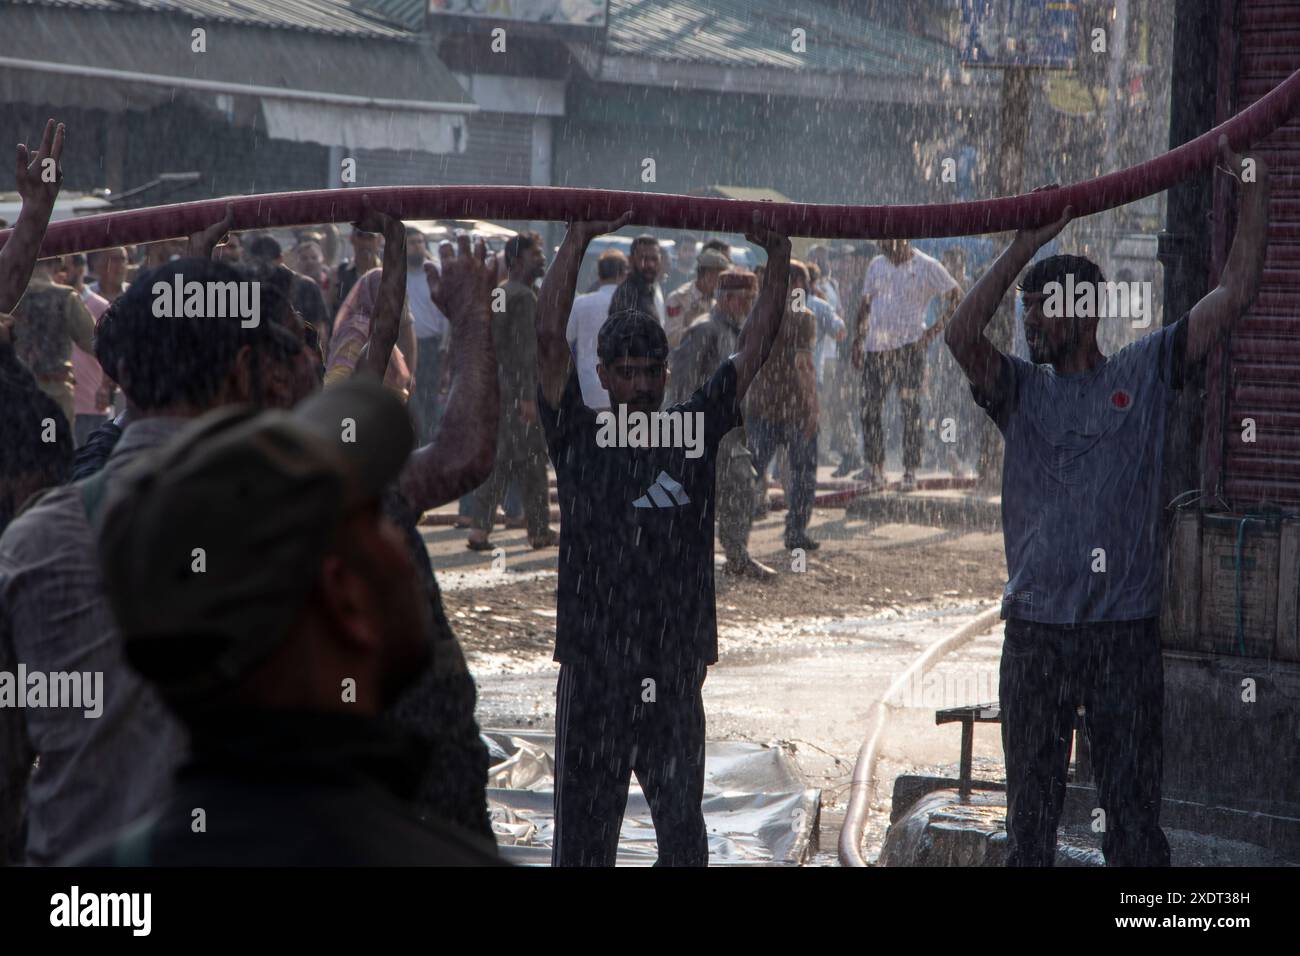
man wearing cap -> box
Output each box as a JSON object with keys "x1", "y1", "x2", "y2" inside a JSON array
[
  {"x1": 0, "y1": 250, "x2": 304, "y2": 865},
  {"x1": 664, "y1": 248, "x2": 729, "y2": 349},
  {"x1": 70, "y1": 380, "x2": 501, "y2": 865},
  {"x1": 671, "y1": 268, "x2": 775, "y2": 579},
  {"x1": 535, "y1": 210, "x2": 790, "y2": 866}
]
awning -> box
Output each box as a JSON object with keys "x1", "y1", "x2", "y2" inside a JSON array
[{"x1": 0, "y1": 5, "x2": 476, "y2": 153}]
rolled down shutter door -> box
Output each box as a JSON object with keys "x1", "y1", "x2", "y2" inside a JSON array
[{"x1": 1221, "y1": 0, "x2": 1300, "y2": 509}]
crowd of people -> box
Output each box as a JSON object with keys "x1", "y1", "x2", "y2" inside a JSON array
[{"x1": 0, "y1": 118, "x2": 1270, "y2": 868}]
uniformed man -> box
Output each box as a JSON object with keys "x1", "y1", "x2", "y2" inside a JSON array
[
  {"x1": 670, "y1": 269, "x2": 775, "y2": 579},
  {"x1": 664, "y1": 248, "x2": 729, "y2": 348}
]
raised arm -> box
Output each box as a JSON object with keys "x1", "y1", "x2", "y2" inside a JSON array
[
  {"x1": 945, "y1": 190, "x2": 1072, "y2": 397},
  {"x1": 536, "y1": 211, "x2": 633, "y2": 407},
  {"x1": 1186, "y1": 137, "x2": 1270, "y2": 366},
  {"x1": 351, "y1": 198, "x2": 408, "y2": 382},
  {"x1": 733, "y1": 222, "x2": 792, "y2": 402},
  {"x1": 0, "y1": 120, "x2": 64, "y2": 313},
  {"x1": 398, "y1": 236, "x2": 500, "y2": 512}
]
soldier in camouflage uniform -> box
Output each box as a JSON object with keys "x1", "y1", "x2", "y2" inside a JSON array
[{"x1": 669, "y1": 269, "x2": 776, "y2": 579}]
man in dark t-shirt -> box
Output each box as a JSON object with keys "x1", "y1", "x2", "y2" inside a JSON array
[{"x1": 535, "y1": 211, "x2": 792, "y2": 866}]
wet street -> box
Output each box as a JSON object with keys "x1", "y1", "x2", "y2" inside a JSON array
[{"x1": 440, "y1": 504, "x2": 1012, "y2": 865}]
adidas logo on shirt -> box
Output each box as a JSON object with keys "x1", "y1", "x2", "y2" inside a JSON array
[{"x1": 633, "y1": 471, "x2": 691, "y2": 509}]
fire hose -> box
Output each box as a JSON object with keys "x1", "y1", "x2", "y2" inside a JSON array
[
  {"x1": 3, "y1": 67, "x2": 1299, "y2": 257},
  {"x1": 838, "y1": 605, "x2": 1004, "y2": 868},
  {"x1": 3, "y1": 63, "x2": 1297, "y2": 871}
]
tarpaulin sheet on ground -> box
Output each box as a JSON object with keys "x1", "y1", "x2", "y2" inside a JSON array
[{"x1": 482, "y1": 730, "x2": 822, "y2": 865}]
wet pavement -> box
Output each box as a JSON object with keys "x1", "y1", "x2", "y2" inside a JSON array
[{"x1": 469, "y1": 596, "x2": 1009, "y2": 865}]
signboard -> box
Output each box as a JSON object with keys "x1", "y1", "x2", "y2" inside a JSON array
[
  {"x1": 429, "y1": 0, "x2": 606, "y2": 26},
  {"x1": 959, "y1": 0, "x2": 1078, "y2": 70}
]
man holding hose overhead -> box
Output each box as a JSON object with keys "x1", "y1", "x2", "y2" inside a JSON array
[
  {"x1": 944, "y1": 137, "x2": 1270, "y2": 867},
  {"x1": 535, "y1": 210, "x2": 791, "y2": 866}
]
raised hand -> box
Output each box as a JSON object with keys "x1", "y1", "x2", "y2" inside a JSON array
[
  {"x1": 15, "y1": 119, "x2": 65, "y2": 216},
  {"x1": 1216, "y1": 134, "x2": 1268, "y2": 186},
  {"x1": 572, "y1": 209, "x2": 634, "y2": 242},
  {"x1": 187, "y1": 203, "x2": 234, "y2": 259},
  {"x1": 429, "y1": 234, "x2": 496, "y2": 322},
  {"x1": 350, "y1": 194, "x2": 403, "y2": 239},
  {"x1": 1013, "y1": 184, "x2": 1073, "y2": 253}
]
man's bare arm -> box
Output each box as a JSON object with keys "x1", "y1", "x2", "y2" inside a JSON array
[
  {"x1": 398, "y1": 238, "x2": 500, "y2": 512},
  {"x1": 352, "y1": 198, "x2": 407, "y2": 381},
  {"x1": 536, "y1": 211, "x2": 633, "y2": 407},
  {"x1": 0, "y1": 120, "x2": 64, "y2": 313},
  {"x1": 945, "y1": 192, "x2": 1073, "y2": 397},
  {"x1": 186, "y1": 203, "x2": 234, "y2": 260},
  {"x1": 733, "y1": 222, "x2": 792, "y2": 402},
  {"x1": 1186, "y1": 137, "x2": 1270, "y2": 366}
]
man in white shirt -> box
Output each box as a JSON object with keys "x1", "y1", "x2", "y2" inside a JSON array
[
  {"x1": 850, "y1": 239, "x2": 960, "y2": 491},
  {"x1": 566, "y1": 249, "x2": 627, "y2": 410},
  {"x1": 406, "y1": 227, "x2": 450, "y2": 444}
]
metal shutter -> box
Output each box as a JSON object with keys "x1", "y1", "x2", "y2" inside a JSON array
[
  {"x1": 1217, "y1": 0, "x2": 1300, "y2": 508},
  {"x1": 352, "y1": 112, "x2": 534, "y2": 187}
]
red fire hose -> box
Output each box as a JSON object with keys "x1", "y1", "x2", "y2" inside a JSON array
[{"x1": 6, "y1": 68, "x2": 1300, "y2": 258}]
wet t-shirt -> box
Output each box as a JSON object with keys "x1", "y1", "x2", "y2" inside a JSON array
[
  {"x1": 539, "y1": 361, "x2": 742, "y2": 670},
  {"x1": 972, "y1": 317, "x2": 1187, "y2": 624}
]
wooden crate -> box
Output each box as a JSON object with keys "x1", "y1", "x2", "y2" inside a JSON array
[
  {"x1": 1200, "y1": 513, "x2": 1280, "y2": 659},
  {"x1": 1161, "y1": 511, "x2": 1300, "y2": 662}
]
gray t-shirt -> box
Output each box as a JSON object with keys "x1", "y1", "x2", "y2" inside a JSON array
[{"x1": 973, "y1": 317, "x2": 1187, "y2": 624}]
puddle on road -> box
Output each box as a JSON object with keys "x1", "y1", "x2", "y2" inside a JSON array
[{"x1": 716, "y1": 600, "x2": 999, "y2": 660}]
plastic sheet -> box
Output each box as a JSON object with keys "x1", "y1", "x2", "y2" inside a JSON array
[{"x1": 482, "y1": 730, "x2": 822, "y2": 866}]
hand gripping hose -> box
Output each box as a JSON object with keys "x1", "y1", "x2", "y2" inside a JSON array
[{"x1": 5, "y1": 68, "x2": 1300, "y2": 257}]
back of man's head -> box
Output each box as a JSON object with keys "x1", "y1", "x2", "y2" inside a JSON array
[
  {"x1": 597, "y1": 249, "x2": 628, "y2": 282},
  {"x1": 95, "y1": 258, "x2": 298, "y2": 415},
  {"x1": 0, "y1": 353, "x2": 73, "y2": 533},
  {"x1": 248, "y1": 236, "x2": 282, "y2": 264}
]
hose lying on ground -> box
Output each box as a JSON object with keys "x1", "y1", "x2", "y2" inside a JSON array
[
  {"x1": 6, "y1": 67, "x2": 1299, "y2": 257},
  {"x1": 838, "y1": 604, "x2": 1003, "y2": 868}
]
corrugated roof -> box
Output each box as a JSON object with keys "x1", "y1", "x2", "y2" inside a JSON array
[
  {"x1": 5, "y1": 0, "x2": 417, "y2": 40},
  {"x1": 1, "y1": 4, "x2": 473, "y2": 109},
  {"x1": 604, "y1": 0, "x2": 961, "y2": 78}
]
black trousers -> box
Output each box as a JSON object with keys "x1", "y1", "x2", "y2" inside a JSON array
[
  {"x1": 999, "y1": 616, "x2": 1171, "y2": 867},
  {"x1": 552, "y1": 659, "x2": 708, "y2": 867}
]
